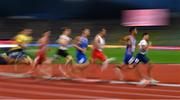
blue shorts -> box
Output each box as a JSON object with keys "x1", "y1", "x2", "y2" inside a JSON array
[
  {"x1": 134, "y1": 53, "x2": 149, "y2": 64},
  {"x1": 123, "y1": 53, "x2": 135, "y2": 64},
  {"x1": 76, "y1": 54, "x2": 87, "y2": 64}
]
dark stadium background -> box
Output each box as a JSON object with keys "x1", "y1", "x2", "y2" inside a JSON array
[{"x1": 0, "y1": 0, "x2": 180, "y2": 46}]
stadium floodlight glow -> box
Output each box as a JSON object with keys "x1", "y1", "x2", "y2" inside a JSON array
[{"x1": 122, "y1": 9, "x2": 170, "y2": 26}]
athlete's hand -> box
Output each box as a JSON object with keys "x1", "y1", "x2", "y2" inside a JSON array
[
  {"x1": 72, "y1": 44, "x2": 77, "y2": 47},
  {"x1": 149, "y1": 41, "x2": 152, "y2": 46}
]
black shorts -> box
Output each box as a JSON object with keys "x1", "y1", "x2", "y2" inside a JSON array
[{"x1": 56, "y1": 49, "x2": 69, "y2": 58}]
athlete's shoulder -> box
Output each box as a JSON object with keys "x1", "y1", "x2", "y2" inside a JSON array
[
  {"x1": 123, "y1": 35, "x2": 131, "y2": 41},
  {"x1": 140, "y1": 39, "x2": 147, "y2": 43},
  {"x1": 59, "y1": 34, "x2": 71, "y2": 40},
  {"x1": 139, "y1": 40, "x2": 147, "y2": 45}
]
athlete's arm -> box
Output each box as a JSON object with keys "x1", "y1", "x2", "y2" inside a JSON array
[
  {"x1": 93, "y1": 36, "x2": 100, "y2": 49},
  {"x1": 123, "y1": 35, "x2": 132, "y2": 46},
  {"x1": 58, "y1": 38, "x2": 68, "y2": 46},
  {"x1": 123, "y1": 35, "x2": 130, "y2": 41},
  {"x1": 72, "y1": 36, "x2": 86, "y2": 53},
  {"x1": 146, "y1": 41, "x2": 152, "y2": 50},
  {"x1": 73, "y1": 45, "x2": 86, "y2": 53}
]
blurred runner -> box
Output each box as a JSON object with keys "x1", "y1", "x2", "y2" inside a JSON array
[
  {"x1": 51, "y1": 27, "x2": 73, "y2": 77},
  {"x1": 27, "y1": 31, "x2": 52, "y2": 77},
  {"x1": 115, "y1": 27, "x2": 137, "y2": 80},
  {"x1": 91, "y1": 27, "x2": 115, "y2": 72},
  {"x1": 72, "y1": 28, "x2": 90, "y2": 74},
  {"x1": 7, "y1": 28, "x2": 33, "y2": 72},
  {"x1": 133, "y1": 33, "x2": 159, "y2": 86}
]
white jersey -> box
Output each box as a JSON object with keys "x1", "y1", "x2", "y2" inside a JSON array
[
  {"x1": 58, "y1": 34, "x2": 71, "y2": 50},
  {"x1": 95, "y1": 35, "x2": 105, "y2": 51},
  {"x1": 138, "y1": 39, "x2": 148, "y2": 55},
  {"x1": 130, "y1": 35, "x2": 136, "y2": 52}
]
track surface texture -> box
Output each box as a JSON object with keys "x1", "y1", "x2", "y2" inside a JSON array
[{"x1": 0, "y1": 64, "x2": 179, "y2": 99}]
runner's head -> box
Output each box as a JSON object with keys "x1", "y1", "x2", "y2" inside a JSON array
[
  {"x1": 142, "y1": 32, "x2": 149, "y2": 41},
  {"x1": 81, "y1": 27, "x2": 90, "y2": 37},
  {"x1": 61, "y1": 27, "x2": 72, "y2": 36},
  {"x1": 73, "y1": 36, "x2": 81, "y2": 44},
  {"x1": 98, "y1": 27, "x2": 106, "y2": 37},
  {"x1": 43, "y1": 31, "x2": 51, "y2": 37},
  {"x1": 129, "y1": 27, "x2": 137, "y2": 36},
  {"x1": 20, "y1": 28, "x2": 33, "y2": 35}
]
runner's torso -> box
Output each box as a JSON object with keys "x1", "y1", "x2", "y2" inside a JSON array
[
  {"x1": 77, "y1": 36, "x2": 88, "y2": 55},
  {"x1": 58, "y1": 35, "x2": 71, "y2": 50},
  {"x1": 94, "y1": 35, "x2": 105, "y2": 51},
  {"x1": 125, "y1": 35, "x2": 136, "y2": 54}
]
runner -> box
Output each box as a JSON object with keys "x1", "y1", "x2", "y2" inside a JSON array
[
  {"x1": 91, "y1": 28, "x2": 115, "y2": 71},
  {"x1": 51, "y1": 27, "x2": 73, "y2": 77},
  {"x1": 115, "y1": 27, "x2": 137, "y2": 80},
  {"x1": 133, "y1": 33, "x2": 159, "y2": 86},
  {"x1": 117, "y1": 27, "x2": 137, "y2": 69},
  {"x1": 27, "y1": 31, "x2": 52, "y2": 76},
  {"x1": 72, "y1": 28, "x2": 90, "y2": 73},
  {"x1": 7, "y1": 28, "x2": 33, "y2": 72}
]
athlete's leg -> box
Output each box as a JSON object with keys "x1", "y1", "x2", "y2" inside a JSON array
[
  {"x1": 37, "y1": 64, "x2": 53, "y2": 77},
  {"x1": 26, "y1": 56, "x2": 40, "y2": 74},
  {"x1": 72, "y1": 55, "x2": 89, "y2": 75},
  {"x1": 134, "y1": 54, "x2": 151, "y2": 86},
  {"x1": 146, "y1": 62, "x2": 159, "y2": 84},
  {"x1": 65, "y1": 55, "x2": 73, "y2": 65},
  {"x1": 114, "y1": 65, "x2": 124, "y2": 80},
  {"x1": 91, "y1": 49, "x2": 97, "y2": 64},
  {"x1": 102, "y1": 57, "x2": 116, "y2": 71}
]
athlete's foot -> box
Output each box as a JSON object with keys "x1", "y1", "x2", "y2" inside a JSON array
[
  {"x1": 26, "y1": 70, "x2": 34, "y2": 74},
  {"x1": 115, "y1": 65, "x2": 122, "y2": 69},
  {"x1": 65, "y1": 60, "x2": 73, "y2": 66},
  {"x1": 59, "y1": 65, "x2": 69, "y2": 78},
  {"x1": 149, "y1": 79, "x2": 159, "y2": 85},
  {"x1": 127, "y1": 65, "x2": 134, "y2": 69},
  {"x1": 41, "y1": 75, "x2": 53, "y2": 80},
  {"x1": 138, "y1": 79, "x2": 150, "y2": 87},
  {"x1": 101, "y1": 57, "x2": 116, "y2": 71},
  {"x1": 114, "y1": 67, "x2": 124, "y2": 81}
]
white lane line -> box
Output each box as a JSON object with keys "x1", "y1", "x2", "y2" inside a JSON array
[
  {"x1": 2, "y1": 78, "x2": 180, "y2": 94},
  {"x1": 40, "y1": 76, "x2": 180, "y2": 88},
  {"x1": 0, "y1": 72, "x2": 180, "y2": 88},
  {"x1": 42, "y1": 80, "x2": 180, "y2": 93},
  {"x1": 109, "y1": 80, "x2": 180, "y2": 88},
  {"x1": 1, "y1": 72, "x2": 180, "y2": 89},
  {"x1": 0, "y1": 81, "x2": 180, "y2": 99}
]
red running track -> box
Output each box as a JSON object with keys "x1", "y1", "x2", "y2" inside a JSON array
[{"x1": 0, "y1": 64, "x2": 180, "y2": 99}]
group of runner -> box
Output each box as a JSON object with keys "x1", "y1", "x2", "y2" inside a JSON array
[
  {"x1": 0, "y1": 27, "x2": 159, "y2": 86},
  {"x1": 116, "y1": 27, "x2": 158, "y2": 86}
]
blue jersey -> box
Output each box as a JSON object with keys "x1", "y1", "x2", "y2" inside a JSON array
[
  {"x1": 123, "y1": 35, "x2": 136, "y2": 64},
  {"x1": 76, "y1": 36, "x2": 88, "y2": 64},
  {"x1": 125, "y1": 35, "x2": 136, "y2": 55}
]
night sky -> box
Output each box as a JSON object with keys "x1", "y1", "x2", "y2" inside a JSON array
[{"x1": 0, "y1": 0, "x2": 179, "y2": 19}]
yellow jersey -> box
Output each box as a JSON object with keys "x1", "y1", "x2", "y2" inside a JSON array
[{"x1": 10, "y1": 34, "x2": 33, "y2": 51}]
